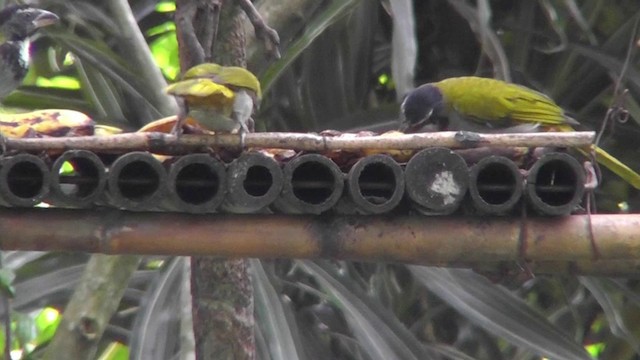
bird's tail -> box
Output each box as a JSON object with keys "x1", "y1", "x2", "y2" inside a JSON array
[
  {"x1": 554, "y1": 124, "x2": 640, "y2": 189},
  {"x1": 580, "y1": 146, "x2": 640, "y2": 189}
]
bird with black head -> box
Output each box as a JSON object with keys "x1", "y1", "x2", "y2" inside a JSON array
[
  {"x1": 0, "y1": 5, "x2": 58, "y2": 100},
  {"x1": 399, "y1": 76, "x2": 640, "y2": 189}
]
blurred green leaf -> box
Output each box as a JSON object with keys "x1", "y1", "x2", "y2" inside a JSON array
[
  {"x1": 2, "y1": 87, "x2": 91, "y2": 113},
  {"x1": 146, "y1": 21, "x2": 176, "y2": 37},
  {"x1": 302, "y1": 261, "x2": 431, "y2": 360},
  {"x1": 580, "y1": 277, "x2": 640, "y2": 353},
  {"x1": 0, "y1": 269, "x2": 16, "y2": 298},
  {"x1": 74, "y1": 57, "x2": 126, "y2": 121},
  {"x1": 411, "y1": 267, "x2": 593, "y2": 360},
  {"x1": 47, "y1": 30, "x2": 163, "y2": 118},
  {"x1": 35, "y1": 76, "x2": 81, "y2": 90},
  {"x1": 155, "y1": 1, "x2": 176, "y2": 13},
  {"x1": 33, "y1": 308, "x2": 61, "y2": 346},
  {"x1": 97, "y1": 342, "x2": 129, "y2": 360},
  {"x1": 149, "y1": 29, "x2": 179, "y2": 81},
  {"x1": 253, "y1": 260, "x2": 305, "y2": 360}
]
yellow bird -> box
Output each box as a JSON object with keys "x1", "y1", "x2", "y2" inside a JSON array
[
  {"x1": 400, "y1": 76, "x2": 640, "y2": 189},
  {"x1": 166, "y1": 63, "x2": 262, "y2": 135}
]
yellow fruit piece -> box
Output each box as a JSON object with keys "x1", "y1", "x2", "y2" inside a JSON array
[
  {"x1": 362, "y1": 131, "x2": 415, "y2": 162},
  {"x1": 94, "y1": 124, "x2": 124, "y2": 136},
  {"x1": 137, "y1": 115, "x2": 203, "y2": 133},
  {"x1": 0, "y1": 109, "x2": 94, "y2": 138}
]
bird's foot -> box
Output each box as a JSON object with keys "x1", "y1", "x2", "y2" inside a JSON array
[
  {"x1": 0, "y1": 132, "x2": 6, "y2": 156},
  {"x1": 583, "y1": 161, "x2": 599, "y2": 190},
  {"x1": 171, "y1": 102, "x2": 189, "y2": 137},
  {"x1": 171, "y1": 118, "x2": 184, "y2": 137},
  {"x1": 238, "y1": 130, "x2": 246, "y2": 151},
  {"x1": 238, "y1": 121, "x2": 251, "y2": 151}
]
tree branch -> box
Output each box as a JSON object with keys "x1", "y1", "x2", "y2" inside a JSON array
[
  {"x1": 42, "y1": 254, "x2": 140, "y2": 360},
  {"x1": 176, "y1": 1, "x2": 256, "y2": 358},
  {"x1": 237, "y1": 0, "x2": 280, "y2": 59},
  {"x1": 175, "y1": 0, "x2": 206, "y2": 67}
]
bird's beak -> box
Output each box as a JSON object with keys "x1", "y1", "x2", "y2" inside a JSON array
[
  {"x1": 398, "y1": 109, "x2": 434, "y2": 133},
  {"x1": 33, "y1": 10, "x2": 59, "y2": 29},
  {"x1": 398, "y1": 120, "x2": 410, "y2": 133}
]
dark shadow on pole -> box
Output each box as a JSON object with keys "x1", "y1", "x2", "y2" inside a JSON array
[
  {"x1": 525, "y1": 152, "x2": 585, "y2": 215},
  {"x1": 222, "y1": 152, "x2": 283, "y2": 213},
  {"x1": 469, "y1": 156, "x2": 523, "y2": 214},
  {"x1": 346, "y1": 154, "x2": 404, "y2": 214},
  {"x1": 274, "y1": 154, "x2": 344, "y2": 214},
  {"x1": 49, "y1": 150, "x2": 107, "y2": 207},
  {"x1": 107, "y1": 152, "x2": 167, "y2": 210},
  {"x1": 166, "y1": 154, "x2": 227, "y2": 213},
  {"x1": 404, "y1": 147, "x2": 469, "y2": 214},
  {"x1": 0, "y1": 154, "x2": 50, "y2": 207}
]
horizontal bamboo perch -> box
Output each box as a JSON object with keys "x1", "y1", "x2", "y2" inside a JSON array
[
  {"x1": 0, "y1": 208, "x2": 638, "y2": 275},
  {"x1": 3, "y1": 131, "x2": 596, "y2": 154}
]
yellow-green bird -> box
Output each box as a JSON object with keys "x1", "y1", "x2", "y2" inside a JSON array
[
  {"x1": 400, "y1": 76, "x2": 640, "y2": 189},
  {"x1": 166, "y1": 63, "x2": 262, "y2": 136}
]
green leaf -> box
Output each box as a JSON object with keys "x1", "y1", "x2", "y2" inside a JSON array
[
  {"x1": 74, "y1": 57, "x2": 126, "y2": 121},
  {"x1": 97, "y1": 342, "x2": 129, "y2": 360},
  {"x1": 47, "y1": 31, "x2": 163, "y2": 118},
  {"x1": 2, "y1": 87, "x2": 91, "y2": 113},
  {"x1": 301, "y1": 261, "x2": 431, "y2": 360},
  {"x1": 35, "y1": 76, "x2": 81, "y2": 90},
  {"x1": 33, "y1": 307, "x2": 61, "y2": 346},
  {"x1": 252, "y1": 260, "x2": 305, "y2": 360},
  {"x1": 411, "y1": 267, "x2": 593, "y2": 360},
  {"x1": 149, "y1": 31, "x2": 179, "y2": 81},
  {"x1": 146, "y1": 22, "x2": 176, "y2": 37},
  {"x1": 155, "y1": 1, "x2": 176, "y2": 13},
  {"x1": 580, "y1": 277, "x2": 640, "y2": 353},
  {"x1": 0, "y1": 269, "x2": 16, "y2": 298}
]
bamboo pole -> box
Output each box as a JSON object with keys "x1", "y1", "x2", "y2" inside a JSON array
[
  {"x1": 3, "y1": 130, "x2": 596, "y2": 154},
  {"x1": 1, "y1": 208, "x2": 639, "y2": 274}
]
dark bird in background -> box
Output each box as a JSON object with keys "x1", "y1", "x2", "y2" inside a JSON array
[{"x1": 0, "y1": 5, "x2": 58, "y2": 100}]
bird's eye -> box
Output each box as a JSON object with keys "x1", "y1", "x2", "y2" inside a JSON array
[{"x1": 16, "y1": 10, "x2": 32, "y2": 20}]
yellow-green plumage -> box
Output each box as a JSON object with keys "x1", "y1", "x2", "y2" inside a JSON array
[
  {"x1": 434, "y1": 77, "x2": 573, "y2": 127},
  {"x1": 166, "y1": 78, "x2": 235, "y2": 111},
  {"x1": 167, "y1": 63, "x2": 261, "y2": 134},
  {"x1": 183, "y1": 63, "x2": 262, "y2": 99},
  {"x1": 401, "y1": 76, "x2": 640, "y2": 189}
]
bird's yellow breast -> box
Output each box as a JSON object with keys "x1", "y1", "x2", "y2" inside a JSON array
[{"x1": 434, "y1": 77, "x2": 568, "y2": 126}]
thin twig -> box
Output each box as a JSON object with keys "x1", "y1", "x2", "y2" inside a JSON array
[
  {"x1": 175, "y1": 0, "x2": 206, "y2": 67},
  {"x1": 595, "y1": 15, "x2": 640, "y2": 148},
  {"x1": 2, "y1": 296, "x2": 8, "y2": 360},
  {"x1": 199, "y1": 0, "x2": 220, "y2": 61}
]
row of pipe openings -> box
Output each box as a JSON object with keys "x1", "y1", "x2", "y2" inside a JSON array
[{"x1": 0, "y1": 148, "x2": 585, "y2": 215}]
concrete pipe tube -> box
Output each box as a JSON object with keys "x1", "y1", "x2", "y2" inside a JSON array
[{"x1": 525, "y1": 152, "x2": 585, "y2": 216}]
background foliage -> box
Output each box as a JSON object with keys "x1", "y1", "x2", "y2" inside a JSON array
[{"x1": 1, "y1": 0, "x2": 640, "y2": 359}]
